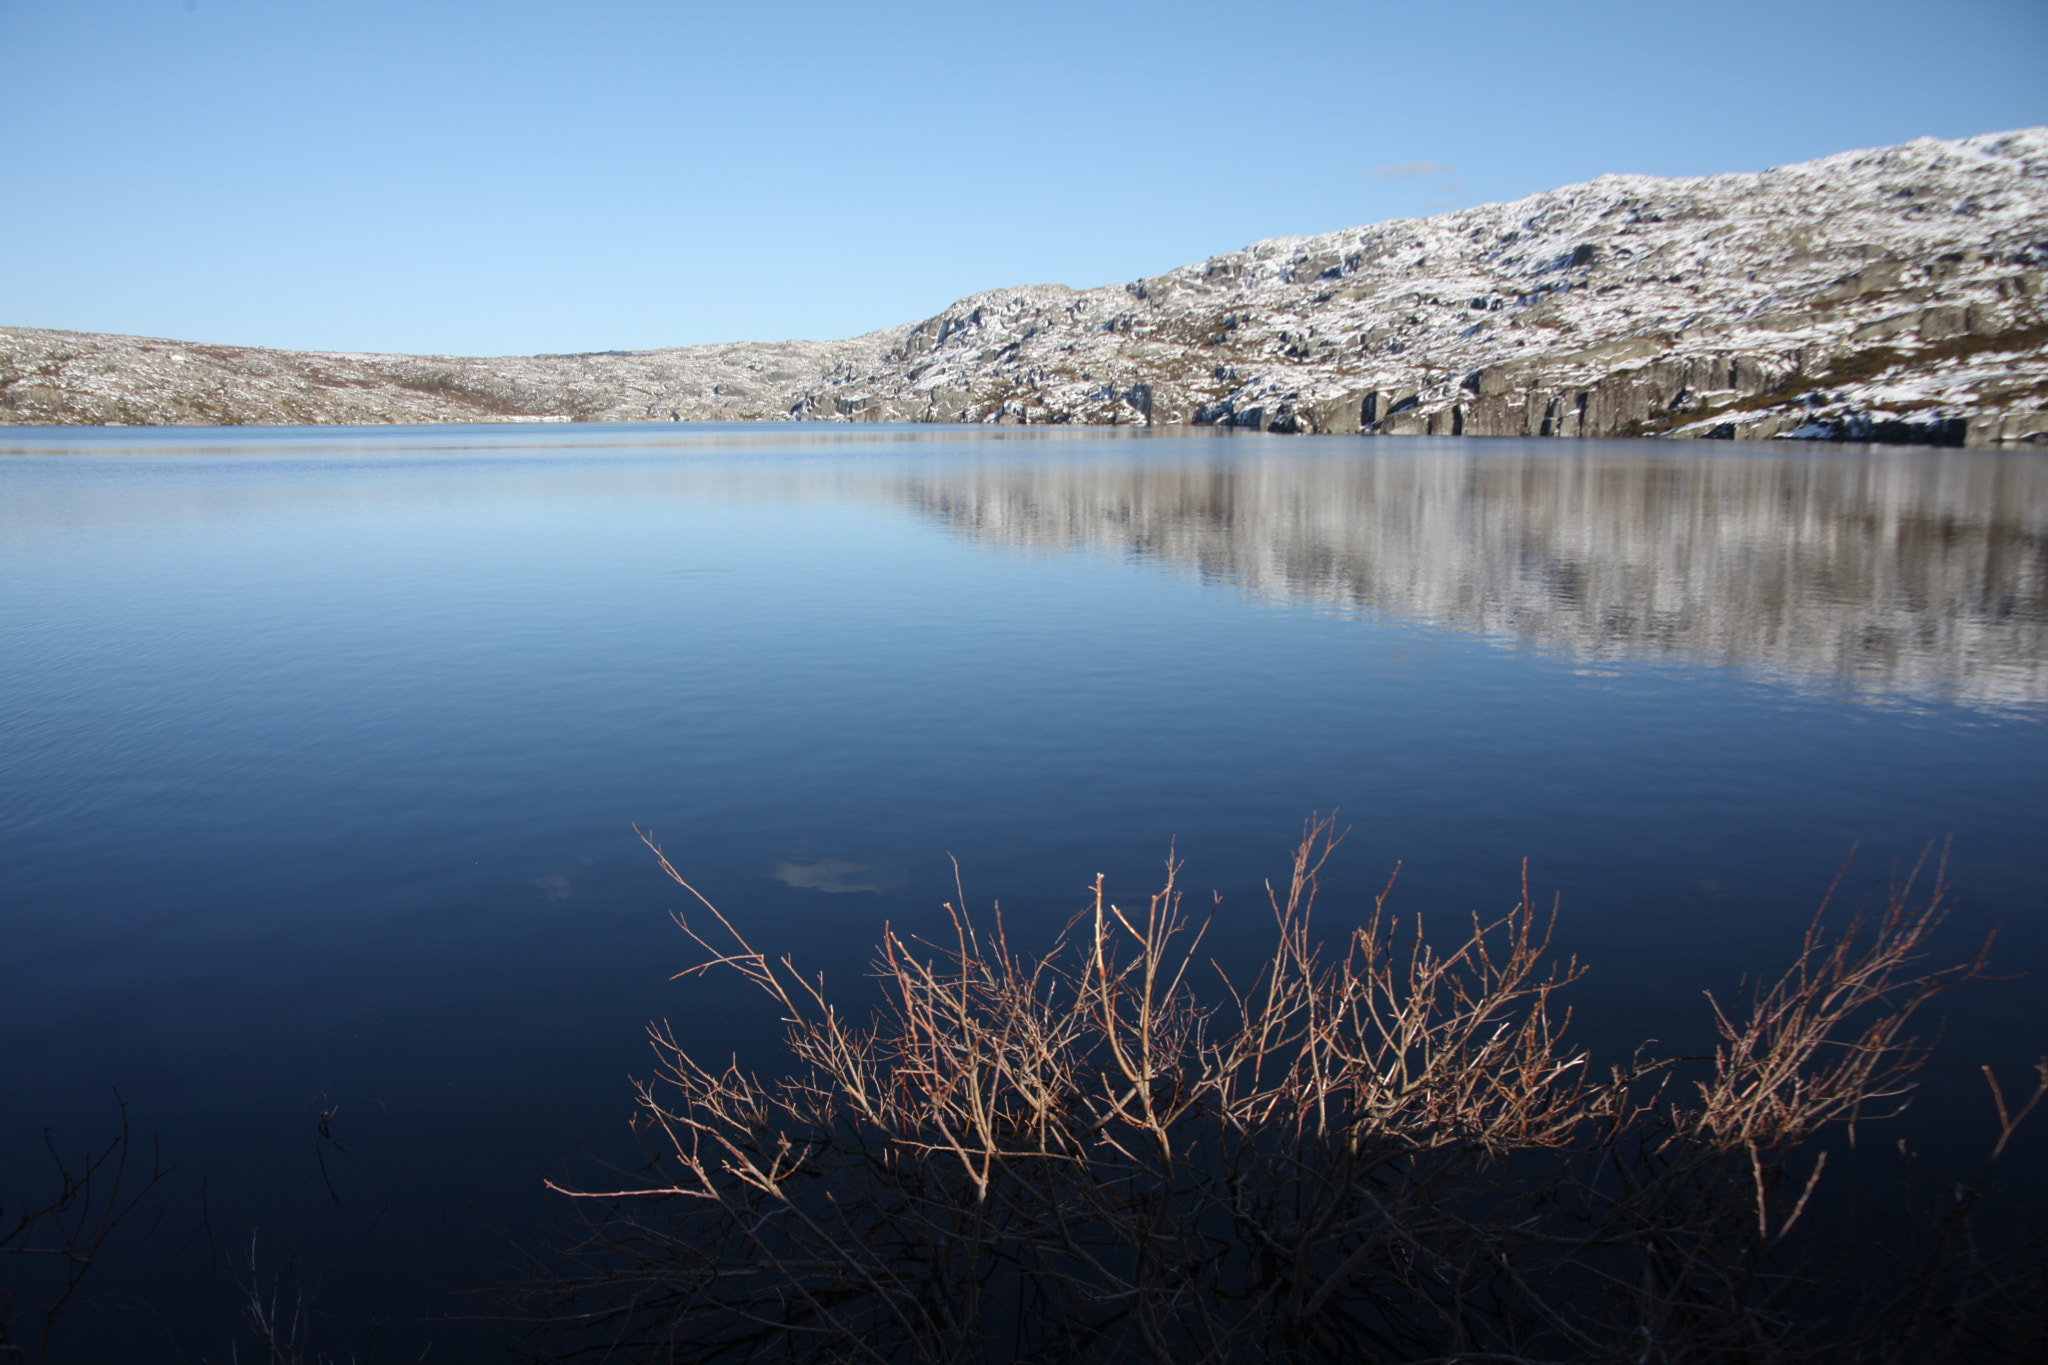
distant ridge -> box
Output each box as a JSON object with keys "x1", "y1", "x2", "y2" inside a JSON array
[{"x1": 6, "y1": 128, "x2": 2046, "y2": 446}]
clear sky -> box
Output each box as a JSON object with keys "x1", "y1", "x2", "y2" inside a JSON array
[{"x1": 3, "y1": 0, "x2": 2043, "y2": 357}]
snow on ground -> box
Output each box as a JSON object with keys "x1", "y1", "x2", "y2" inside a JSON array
[{"x1": 6, "y1": 129, "x2": 2045, "y2": 444}]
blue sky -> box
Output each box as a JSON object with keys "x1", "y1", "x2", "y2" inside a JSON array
[{"x1": 3, "y1": 0, "x2": 2043, "y2": 356}]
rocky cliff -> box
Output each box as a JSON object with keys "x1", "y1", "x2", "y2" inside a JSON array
[{"x1": 6, "y1": 128, "x2": 2045, "y2": 445}]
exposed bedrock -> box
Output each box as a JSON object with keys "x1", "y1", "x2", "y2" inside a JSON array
[{"x1": 6, "y1": 129, "x2": 2046, "y2": 446}]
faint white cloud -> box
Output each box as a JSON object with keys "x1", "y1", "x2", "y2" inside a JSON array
[
  {"x1": 1372, "y1": 160, "x2": 1455, "y2": 179},
  {"x1": 530, "y1": 874, "x2": 573, "y2": 902},
  {"x1": 774, "y1": 858, "x2": 906, "y2": 895}
]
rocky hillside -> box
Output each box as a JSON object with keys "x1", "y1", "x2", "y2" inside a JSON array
[
  {"x1": 6, "y1": 128, "x2": 2046, "y2": 445},
  {"x1": 0, "y1": 330, "x2": 901, "y2": 429}
]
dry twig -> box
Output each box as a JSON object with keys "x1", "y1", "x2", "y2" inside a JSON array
[{"x1": 514, "y1": 820, "x2": 2043, "y2": 1364}]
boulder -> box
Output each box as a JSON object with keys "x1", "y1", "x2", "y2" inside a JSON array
[
  {"x1": 1813, "y1": 258, "x2": 1907, "y2": 304},
  {"x1": 1917, "y1": 306, "x2": 1971, "y2": 342},
  {"x1": 1851, "y1": 313, "x2": 1917, "y2": 343}
]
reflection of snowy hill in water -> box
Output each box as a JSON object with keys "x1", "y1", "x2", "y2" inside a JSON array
[{"x1": 901, "y1": 451, "x2": 2048, "y2": 712}]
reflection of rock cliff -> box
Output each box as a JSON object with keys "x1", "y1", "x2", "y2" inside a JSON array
[{"x1": 901, "y1": 451, "x2": 2048, "y2": 710}]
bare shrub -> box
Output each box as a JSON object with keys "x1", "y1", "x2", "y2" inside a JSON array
[
  {"x1": 515, "y1": 820, "x2": 2046, "y2": 1363},
  {"x1": 231, "y1": 1232, "x2": 398, "y2": 1365},
  {"x1": 0, "y1": 1094, "x2": 176, "y2": 1364}
]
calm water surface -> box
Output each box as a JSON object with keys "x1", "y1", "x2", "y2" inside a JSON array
[{"x1": 4, "y1": 425, "x2": 2046, "y2": 1357}]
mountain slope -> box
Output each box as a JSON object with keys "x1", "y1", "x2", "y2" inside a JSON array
[{"x1": 6, "y1": 128, "x2": 2046, "y2": 444}]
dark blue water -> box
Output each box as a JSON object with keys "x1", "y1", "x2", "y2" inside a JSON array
[{"x1": 4, "y1": 425, "x2": 2045, "y2": 1359}]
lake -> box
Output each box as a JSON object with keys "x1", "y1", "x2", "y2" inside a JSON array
[{"x1": 3, "y1": 424, "x2": 2045, "y2": 1359}]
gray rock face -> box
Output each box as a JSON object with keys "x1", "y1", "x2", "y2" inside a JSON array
[{"x1": 7, "y1": 128, "x2": 2046, "y2": 446}]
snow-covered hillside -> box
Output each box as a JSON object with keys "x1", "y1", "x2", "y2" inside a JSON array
[{"x1": 6, "y1": 128, "x2": 2045, "y2": 444}]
